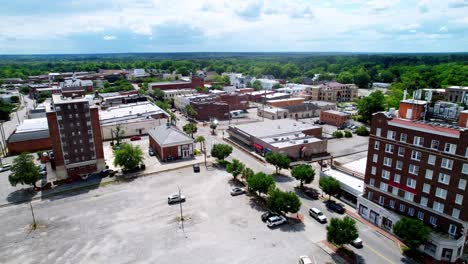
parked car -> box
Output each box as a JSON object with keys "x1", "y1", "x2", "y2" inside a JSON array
[
  {"x1": 299, "y1": 255, "x2": 313, "y2": 264},
  {"x1": 193, "y1": 164, "x2": 200, "y2": 173},
  {"x1": 326, "y1": 200, "x2": 346, "y2": 214},
  {"x1": 0, "y1": 163, "x2": 12, "y2": 172},
  {"x1": 168, "y1": 194, "x2": 186, "y2": 204},
  {"x1": 304, "y1": 188, "x2": 319, "y2": 199},
  {"x1": 100, "y1": 169, "x2": 117, "y2": 177},
  {"x1": 261, "y1": 211, "x2": 279, "y2": 222},
  {"x1": 130, "y1": 135, "x2": 142, "y2": 141},
  {"x1": 309, "y1": 207, "x2": 327, "y2": 223},
  {"x1": 230, "y1": 187, "x2": 246, "y2": 196},
  {"x1": 148, "y1": 148, "x2": 155, "y2": 156},
  {"x1": 266, "y1": 215, "x2": 287, "y2": 228},
  {"x1": 351, "y1": 237, "x2": 363, "y2": 248}
]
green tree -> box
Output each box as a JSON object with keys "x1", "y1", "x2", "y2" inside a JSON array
[
  {"x1": 185, "y1": 104, "x2": 198, "y2": 118},
  {"x1": 36, "y1": 91, "x2": 51, "y2": 103},
  {"x1": 246, "y1": 172, "x2": 275, "y2": 196},
  {"x1": 393, "y1": 217, "x2": 431, "y2": 250},
  {"x1": 344, "y1": 130, "x2": 353, "y2": 138},
  {"x1": 319, "y1": 177, "x2": 341, "y2": 200},
  {"x1": 251, "y1": 80, "x2": 262, "y2": 91},
  {"x1": 380, "y1": 70, "x2": 395, "y2": 83},
  {"x1": 151, "y1": 88, "x2": 164, "y2": 100},
  {"x1": 113, "y1": 143, "x2": 144, "y2": 172},
  {"x1": 265, "y1": 152, "x2": 290, "y2": 174},
  {"x1": 353, "y1": 68, "x2": 371, "y2": 88},
  {"x1": 272, "y1": 83, "x2": 282, "y2": 89},
  {"x1": 210, "y1": 143, "x2": 233, "y2": 161},
  {"x1": 210, "y1": 122, "x2": 218, "y2": 135},
  {"x1": 357, "y1": 90, "x2": 386, "y2": 123},
  {"x1": 267, "y1": 188, "x2": 301, "y2": 215},
  {"x1": 337, "y1": 71, "x2": 353, "y2": 84},
  {"x1": 169, "y1": 112, "x2": 177, "y2": 125},
  {"x1": 326, "y1": 217, "x2": 359, "y2": 247},
  {"x1": 291, "y1": 164, "x2": 315, "y2": 188},
  {"x1": 183, "y1": 122, "x2": 198, "y2": 138},
  {"x1": 242, "y1": 167, "x2": 254, "y2": 180},
  {"x1": 195, "y1": 135, "x2": 205, "y2": 151},
  {"x1": 332, "y1": 130, "x2": 344, "y2": 138},
  {"x1": 10, "y1": 96, "x2": 19, "y2": 104},
  {"x1": 356, "y1": 126, "x2": 369, "y2": 136},
  {"x1": 155, "y1": 100, "x2": 169, "y2": 111},
  {"x1": 8, "y1": 153, "x2": 41, "y2": 189},
  {"x1": 226, "y1": 159, "x2": 245, "y2": 180}
]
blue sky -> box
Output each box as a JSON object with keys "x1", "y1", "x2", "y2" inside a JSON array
[{"x1": 1, "y1": 0, "x2": 467, "y2": 54}]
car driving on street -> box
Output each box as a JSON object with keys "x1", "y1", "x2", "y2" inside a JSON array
[{"x1": 230, "y1": 187, "x2": 246, "y2": 196}]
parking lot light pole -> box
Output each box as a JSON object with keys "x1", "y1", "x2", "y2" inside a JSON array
[{"x1": 178, "y1": 185, "x2": 184, "y2": 233}]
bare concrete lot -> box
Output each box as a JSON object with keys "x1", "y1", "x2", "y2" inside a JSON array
[{"x1": 0, "y1": 166, "x2": 334, "y2": 264}]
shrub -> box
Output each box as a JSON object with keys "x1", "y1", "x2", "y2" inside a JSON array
[
  {"x1": 344, "y1": 130, "x2": 352, "y2": 138},
  {"x1": 356, "y1": 126, "x2": 369, "y2": 136},
  {"x1": 332, "y1": 130, "x2": 344, "y2": 138}
]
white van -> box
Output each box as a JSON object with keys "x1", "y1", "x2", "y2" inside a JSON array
[{"x1": 309, "y1": 208, "x2": 327, "y2": 223}]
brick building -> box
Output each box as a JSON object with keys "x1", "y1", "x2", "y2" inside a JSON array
[
  {"x1": 218, "y1": 93, "x2": 249, "y2": 111},
  {"x1": 148, "y1": 125, "x2": 194, "y2": 161},
  {"x1": 148, "y1": 76, "x2": 204, "y2": 90},
  {"x1": 191, "y1": 101, "x2": 230, "y2": 121},
  {"x1": 357, "y1": 102, "x2": 468, "y2": 262},
  {"x1": 7, "y1": 118, "x2": 51, "y2": 155},
  {"x1": 268, "y1": 98, "x2": 305, "y2": 108},
  {"x1": 46, "y1": 94, "x2": 105, "y2": 181},
  {"x1": 305, "y1": 81, "x2": 358, "y2": 102},
  {"x1": 319, "y1": 110, "x2": 351, "y2": 127}
]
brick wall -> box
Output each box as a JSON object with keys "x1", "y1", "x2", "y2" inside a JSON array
[{"x1": 8, "y1": 137, "x2": 52, "y2": 155}]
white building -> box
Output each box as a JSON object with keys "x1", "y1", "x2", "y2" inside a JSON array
[
  {"x1": 162, "y1": 89, "x2": 196, "y2": 100},
  {"x1": 257, "y1": 78, "x2": 279, "y2": 90}
]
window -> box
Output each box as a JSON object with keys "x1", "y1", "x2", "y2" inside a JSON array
[
  {"x1": 384, "y1": 157, "x2": 392, "y2": 167},
  {"x1": 392, "y1": 187, "x2": 399, "y2": 196},
  {"x1": 429, "y1": 216, "x2": 437, "y2": 226},
  {"x1": 466, "y1": 148, "x2": 468, "y2": 158},
  {"x1": 369, "y1": 178, "x2": 375, "y2": 187},
  {"x1": 394, "y1": 174, "x2": 401, "y2": 183},
  {"x1": 374, "y1": 141, "x2": 380, "y2": 150},
  {"x1": 407, "y1": 178, "x2": 416, "y2": 189},
  {"x1": 425, "y1": 169, "x2": 433, "y2": 180},
  {"x1": 455, "y1": 194, "x2": 463, "y2": 205},
  {"x1": 389, "y1": 200, "x2": 395, "y2": 208},
  {"x1": 420, "y1": 197, "x2": 428, "y2": 206},
  {"x1": 385, "y1": 144, "x2": 394, "y2": 153},
  {"x1": 411, "y1": 150, "x2": 421, "y2": 161},
  {"x1": 444, "y1": 143, "x2": 457, "y2": 154},
  {"x1": 387, "y1": 130, "x2": 396, "y2": 140},
  {"x1": 423, "y1": 184, "x2": 431, "y2": 194},
  {"x1": 452, "y1": 208, "x2": 460, "y2": 219},
  {"x1": 433, "y1": 201, "x2": 445, "y2": 213},
  {"x1": 57, "y1": 115, "x2": 62, "y2": 121},
  {"x1": 408, "y1": 207, "x2": 415, "y2": 216},
  {"x1": 431, "y1": 140, "x2": 439, "y2": 150},
  {"x1": 449, "y1": 224, "x2": 457, "y2": 236},
  {"x1": 372, "y1": 154, "x2": 378, "y2": 163},
  {"x1": 462, "y1": 164, "x2": 468, "y2": 175},
  {"x1": 404, "y1": 192, "x2": 414, "y2": 202},
  {"x1": 438, "y1": 173, "x2": 451, "y2": 185},
  {"x1": 417, "y1": 211, "x2": 424, "y2": 220},
  {"x1": 441, "y1": 158, "x2": 453, "y2": 170},
  {"x1": 368, "y1": 191, "x2": 373, "y2": 200},
  {"x1": 376, "y1": 128, "x2": 381, "y2": 137},
  {"x1": 382, "y1": 170, "x2": 390, "y2": 180},
  {"x1": 371, "y1": 166, "x2": 376, "y2": 175},
  {"x1": 409, "y1": 164, "x2": 419, "y2": 175},
  {"x1": 380, "y1": 182, "x2": 388, "y2": 192},
  {"x1": 56, "y1": 106, "x2": 61, "y2": 111},
  {"x1": 413, "y1": 136, "x2": 424, "y2": 146},
  {"x1": 398, "y1": 147, "x2": 405, "y2": 157},
  {"x1": 400, "y1": 133, "x2": 407, "y2": 143},
  {"x1": 399, "y1": 204, "x2": 405, "y2": 212},
  {"x1": 458, "y1": 179, "x2": 466, "y2": 190},
  {"x1": 379, "y1": 196, "x2": 385, "y2": 205},
  {"x1": 435, "y1": 188, "x2": 448, "y2": 199},
  {"x1": 428, "y1": 155, "x2": 436, "y2": 165}
]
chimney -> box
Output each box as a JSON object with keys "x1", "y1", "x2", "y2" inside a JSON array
[{"x1": 458, "y1": 110, "x2": 468, "y2": 128}]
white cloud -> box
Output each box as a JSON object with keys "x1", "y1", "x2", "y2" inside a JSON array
[{"x1": 103, "y1": 35, "x2": 116, "y2": 40}]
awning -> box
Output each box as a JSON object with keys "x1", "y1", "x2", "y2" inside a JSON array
[{"x1": 253, "y1": 143, "x2": 263, "y2": 151}]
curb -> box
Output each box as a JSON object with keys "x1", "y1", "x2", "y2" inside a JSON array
[{"x1": 0, "y1": 161, "x2": 204, "y2": 209}]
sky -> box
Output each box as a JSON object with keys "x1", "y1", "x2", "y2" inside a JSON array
[{"x1": 0, "y1": 0, "x2": 467, "y2": 54}]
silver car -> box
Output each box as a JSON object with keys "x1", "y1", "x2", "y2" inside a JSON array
[
  {"x1": 168, "y1": 194, "x2": 186, "y2": 204},
  {"x1": 230, "y1": 187, "x2": 246, "y2": 196}
]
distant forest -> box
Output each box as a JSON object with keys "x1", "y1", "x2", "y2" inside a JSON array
[{"x1": 1, "y1": 52, "x2": 467, "y2": 98}]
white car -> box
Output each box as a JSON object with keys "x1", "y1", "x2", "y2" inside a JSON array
[
  {"x1": 0, "y1": 164, "x2": 12, "y2": 172},
  {"x1": 309, "y1": 208, "x2": 327, "y2": 223},
  {"x1": 351, "y1": 237, "x2": 363, "y2": 248},
  {"x1": 168, "y1": 194, "x2": 186, "y2": 204},
  {"x1": 266, "y1": 215, "x2": 287, "y2": 228},
  {"x1": 230, "y1": 187, "x2": 246, "y2": 196},
  {"x1": 299, "y1": 255, "x2": 313, "y2": 264}
]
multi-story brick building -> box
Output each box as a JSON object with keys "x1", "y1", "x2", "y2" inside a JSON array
[
  {"x1": 148, "y1": 76, "x2": 204, "y2": 90},
  {"x1": 319, "y1": 110, "x2": 351, "y2": 127},
  {"x1": 305, "y1": 81, "x2": 358, "y2": 102},
  {"x1": 46, "y1": 94, "x2": 105, "y2": 181},
  {"x1": 357, "y1": 101, "x2": 468, "y2": 263}
]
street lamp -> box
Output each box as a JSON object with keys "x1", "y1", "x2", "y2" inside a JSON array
[
  {"x1": 210, "y1": 118, "x2": 218, "y2": 136},
  {"x1": 177, "y1": 185, "x2": 185, "y2": 235}
]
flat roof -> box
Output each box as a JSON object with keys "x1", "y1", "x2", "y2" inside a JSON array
[
  {"x1": 52, "y1": 94, "x2": 89, "y2": 104},
  {"x1": 148, "y1": 81, "x2": 190, "y2": 86},
  {"x1": 99, "y1": 102, "x2": 168, "y2": 124},
  {"x1": 16, "y1": 118, "x2": 49, "y2": 133},
  {"x1": 230, "y1": 119, "x2": 319, "y2": 138},
  {"x1": 162, "y1": 89, "x2": 196, "y2": 94},
  {"x1": 308, "y1": 101, "x2": 336, "y2": 107},
  {"x1": 323, "y1": 110, "x2": 350, "y2": 116},
  {"x1": 268, "y1": 97, "x2": 304, "y2": 103},
  {"x1": 263, "y1": 133, "x2": 321, "y2": 148},
  {"x1": 260, "y1": 106, "x2": 287, "y2": 114},
  {"x1": 321, "y1": 169, "x2": 364, "y2": 197},
  {"x1": 389, "y1": 118, "x2": 460, "y2": 137},
  {"x1": 342, "y1": 157, "x2": 367, "y2": 175},
  {"x1": 263, "y1": 92, "x2": 289, "y2": 98}
]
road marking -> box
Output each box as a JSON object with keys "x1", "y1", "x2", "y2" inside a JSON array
[{"x1": 365, "y1": 244, "x2": 395, "y2": 264}]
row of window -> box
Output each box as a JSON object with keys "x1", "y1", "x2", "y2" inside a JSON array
[
  {"x1": 376, "y1": 128, "x2": 464, "y2": 156},
  {"x1": 368, "y1": 191, "x2": 459, "y2": 236}
]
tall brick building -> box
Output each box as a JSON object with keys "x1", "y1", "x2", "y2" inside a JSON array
[
  {"x1": 46, "y1": 94, "x2": 105, "y2": 180},
  {"x1": 357, "y1": 101, "x2": 468, "y2": 262}
]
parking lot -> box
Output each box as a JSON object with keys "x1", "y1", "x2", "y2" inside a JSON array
[{"x1": 0, "y1": 166, "x2": 336, "y2": 264}]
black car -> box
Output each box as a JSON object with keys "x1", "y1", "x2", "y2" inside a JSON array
[
  {"x1": 193, "y1": 164, "x2": 200, "y2": 173},
  {"x1": 261, "y1": 211, "x2": 279, "y2": 222},
  {"x1": 304, "y1": 189, "x2": 320, "y2": 200},
  {"x1": 326, "y1": 200, "x2": 346, "y2": 214}
]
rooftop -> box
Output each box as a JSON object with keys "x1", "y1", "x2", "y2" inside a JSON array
[
  {"x1": 52, "y1": 94, "x2": 89, "y2": 104},
  {"x1": 400, "y1": 99, "x2": 428, "y2": 105},
  {"x1": 263, "y1": 133, "x2": 321, "y2": 148},
  {"x1": 321, "y1": 169, "x2": 364, "y2": 197},
  {"x1": 99, "y1": 102, "x2": 168, "y2": 124},
  {"x1": 323, "y1": 110, "x2": 350, "y2": 116},
  {"x1": 263, "y1": 92, "x2": 290, "y2": 99},
  {"x1": 389, "y1": 118, "x2": 461, "y2": 137},
  {"x1": 148, "y1": 125, "x2": 193, "y2": 146},
  {"x1": 260, "y1": 106, "x2": 287, "y2": 114},
  {"x1": 230, "y1": 119, "x2": 319, "y2": 138},
  {"x1": 15, "y1": 118, "x2": 49, "y2": 133},
  {"x1": 268, "y1": 97, "x2": 304, "y2": 103},
  {"x1": 148, "y1": 80, "x2": 191, "y2": 86}
]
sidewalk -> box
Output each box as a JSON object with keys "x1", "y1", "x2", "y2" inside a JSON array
[{"x1": 0, "y1": 155, "x2": 212, "y2": 207}]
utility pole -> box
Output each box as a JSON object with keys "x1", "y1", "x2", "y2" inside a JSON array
[
  {"x1": 177, "y1": 185, "x2": 185, "y2": 235},
  {"x1": 29, "y1": 202, "x2": 37, "y2": 229}
]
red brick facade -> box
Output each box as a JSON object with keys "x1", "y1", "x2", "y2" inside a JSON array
[
  {"x1": 319, "y1": 110, "x2": 351, "y2": 126},
  {"x1": 191, "y1": 101, "x2": 230, "y2": 121},
  {"x1": 8, "y1": 137, "x2": 52, "y2": 155}
]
